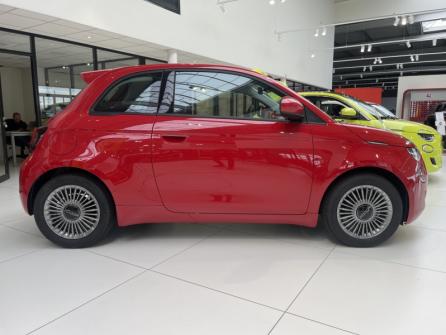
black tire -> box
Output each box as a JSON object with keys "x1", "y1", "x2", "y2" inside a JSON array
[
  {"x1": 322, "y1": 173, "x2": 403, "y2": 247},
  {"x1": 34, "y1": 174, "x2": 115, "y2": 248}
]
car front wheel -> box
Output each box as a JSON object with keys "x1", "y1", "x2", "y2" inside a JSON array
[
  {"x1": 322, "y1": 173, "x2": 403, "y2": 247},
  {"x1": 34, "y1": 174, "x2": 115, "y2": 248}
]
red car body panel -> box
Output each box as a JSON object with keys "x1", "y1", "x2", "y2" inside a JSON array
[{"x1": 19, "y1": 64, "x2": 427, "y2": 229}]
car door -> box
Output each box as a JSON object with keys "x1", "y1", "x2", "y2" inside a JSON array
[{"x1": 152, "y1": 70, "x2": 314, "y2": 215}]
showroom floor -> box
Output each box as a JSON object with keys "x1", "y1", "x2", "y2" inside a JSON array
[{"x1": 0, "y1": 157, "x2": 445, "y2": 335}]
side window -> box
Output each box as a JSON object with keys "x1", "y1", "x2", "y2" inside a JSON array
[
  {"x1": 160, "y1": 71, "x2": 286, "y2": 121},
  {"x1": 93, "y1": 73, "x2": 162, "y2": 114},
  {"x1": 320, "y1": 99, "x2": 348, "y2": 119}
]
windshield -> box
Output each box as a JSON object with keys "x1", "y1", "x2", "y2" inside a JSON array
[
  {"x1": 370, "y1": 104, "x2": 397, "y2": 119},
  {"x1": 347, "y1": 97, "x2": 382, "y2": 120}
]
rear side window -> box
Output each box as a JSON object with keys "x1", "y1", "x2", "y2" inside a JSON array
[
  {"x1": 94, "y1": 73, "x2": 162, "y2": 114},
  {"x1": 160, "y1": 71, "x2": 286, "y2": 121}
]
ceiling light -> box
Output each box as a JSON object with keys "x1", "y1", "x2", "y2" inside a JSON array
[
  {"x1": 367, "y1": 44, "x2": 372, "y2": 52},
  {"x1": 410, "y1": 55, "x2": 415, "y2": 62},
  {"x1": 360, "y1": 74, "x2": 363, "y2": 78},
  {"x1": 363, "y1": 66, "x2": 367, "y2": 72},
  {"x1": 314, "y1": 29, "x2": 319, "y2": 37},
  {"x1": 269, "y1": 0, "x2": 275, "y2": 5},
  {"x1": 87, "y1": 36, "x2": 92, "y2": 39},
  {"x1": 378, "y1": 58, "x2": 383, "y2": 64},
  {"x1": 373, "y1": 58, "x2": 378, "y2": 65},
  {"x1": 340, "y1": 75, "x2": 343, "y2": 80},
  {"x1": 376, "y1": 79, "x2": 379, "y2": 83},
  {"x1": 369, "y1": 65, "x2": 373, "y2": 71},
  {"x1": 322, "y1": 26, "x2": 327, "y2": 36},
  {"x1": 408, "y1": 15, "x2": 415, "y2": 25},
  {"x1": 433, "y1": 39, "x2": 437, "y2": 46},
  {"x1": 422, "y1": 19, "x2": 446, "y2": 33},
  {"x1": 280, "y1": 0, "x2": 286, "y2": 2},
  {"x1": 311, "y1": 53, "x2": 316, "y2": 58},
  {"x1": 406, "y1": 41, "x2": 411, "y2": 48},
  {"x1": 400, "y1": 71, "x2": 403, "y2": 76},
  {"x1": 415, "y1": 54, "x2": 419, "y2": 61},
  {"x1": 400, "y1": 63, "x2": 404, "y2": 69},
  {"x1": 360, "y1": 45, "x2": 365, "y2": 53},
  {"x1": 401, "y1": 16, "x2": 408, "y2": 26},
  {"x1": 393, "y1": 16, "x2": 400, "y2": 26}
]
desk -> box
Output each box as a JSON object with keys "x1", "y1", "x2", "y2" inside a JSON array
[{"x1": 6, "y1": 131, "x2": 32, "y2": 166}]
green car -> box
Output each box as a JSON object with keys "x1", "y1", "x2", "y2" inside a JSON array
[{"x1": 301, "y1": 92, "x2": 443, "y2": 173}]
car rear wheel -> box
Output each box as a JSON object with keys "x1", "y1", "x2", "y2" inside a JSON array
[
  {"x1": 34, "y1": 174, "x2": 115, "y2": 248},
  {"x1": 322, "y1": 174, "x2": 403, "y2": 247}
]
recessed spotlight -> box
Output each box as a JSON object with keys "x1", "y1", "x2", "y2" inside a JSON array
[
  {"x1": 367, "y1": 44, "x2": 372, "y2": 52},
  {"x1": 406, "y1": 41, "x2": 411, "y2": 48},
  {"x1": 433, "y1": 39, "x2": 437, "y2": 46},
  {"x1": 369, "y1": 65, "x2": 373, "y2": 71},
  {"x1": 314, "y1": 29, "x2": 319, "y2": 37},
  {"x1": 393, "y1": 16, "x2": 400, "y2": 26},
  {"x1": 415, "y1": 54, "x2": 419, "y2": 61},
  {"x1": 363, "y1": 66, "x2": 367, "y2": 72},
  {"x1": 401, "y1": 16, "x2": 408, "y2": 25},
  {"x1": 408, "y1": 15, "x2": 415, "y2": 24},
  {"x1": 87, "y1": 35, "x2": 92, "y2": 39},
  {"x1": 360, "y1": 45, "x2": 365, "y2": 53},
  {"x1": 410, "y1": 55, "x2": 415, "y2": 62},
  {"x1": 322, "y1": 26, "x2": 327, "y2": 36},
  {"x1": 269, "y1": 0, "x2": 275, "y2": 5}
]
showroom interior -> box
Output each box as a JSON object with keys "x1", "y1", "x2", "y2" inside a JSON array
[{"x1": 0, "y1": 0, "x2": 445, "y2": 334}]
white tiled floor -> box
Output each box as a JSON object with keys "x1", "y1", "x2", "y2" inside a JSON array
[{"x1": 1, "y1": 157, "x2": 445, "y2": 335}]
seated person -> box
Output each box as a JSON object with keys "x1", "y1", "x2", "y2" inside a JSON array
[{"x1": 5, "y1": 113, "x2": 30, "y2": 158}]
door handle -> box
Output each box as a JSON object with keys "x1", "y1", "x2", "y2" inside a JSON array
[{"x1": 161, "y1": 135, "x2": 187, "y2": 143}]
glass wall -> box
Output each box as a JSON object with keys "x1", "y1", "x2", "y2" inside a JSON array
[
  {"x1": 0, "y1": 27, "x2": 165, "y2": 178},
  {"x1": 97, "y1": 50, "x2": 140, "y2": 69},
  {"x1": 35, "y1": 38, "x2": 94, "y2": 123}
]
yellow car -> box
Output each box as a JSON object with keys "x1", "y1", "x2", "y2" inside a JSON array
[{"x1": 301, "y1": 92, "x2": 443, "y2": 173}]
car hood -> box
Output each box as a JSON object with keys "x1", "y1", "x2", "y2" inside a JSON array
[
  {"x1": 343, "y1": 123, "x2": 412, "y2": 147},
  {"x1": 382, "y1": 119, "x2": 438, "y2": 134}
]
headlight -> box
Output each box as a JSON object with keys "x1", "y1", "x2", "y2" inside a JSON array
[
  {"x1": 407, "y1": 147, "x2": 421, "y2": 161},
  {"x1": 418, "y1": 133, "x2": 434, "y2": 142}
]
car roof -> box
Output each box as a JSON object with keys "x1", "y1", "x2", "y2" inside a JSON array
[{"x1": 81, "y1": 63, "x2": 273, "y2": 84}]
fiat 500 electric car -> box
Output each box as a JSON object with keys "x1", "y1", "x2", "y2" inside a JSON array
[
  {"x1": 20, "y1": 64, "x2": 427, "y2": 248},
  {"x1": 301, "y1": 92, "x2": 443, "y2": 173}
]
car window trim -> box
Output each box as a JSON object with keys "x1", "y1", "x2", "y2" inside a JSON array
[
  {"x1": 159, "y1": 68, "x2": 326, "y2": 124},
  {"x1": 89, "y1": 70, "x2": 167, "y2": 116}
]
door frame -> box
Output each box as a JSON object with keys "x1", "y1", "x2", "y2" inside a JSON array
[
  {"x1": 0, "y1": 49, "x2": 35, "y2": 182},
  {"x1": 0, "y1": 71, "x2": 9, "y2": 183}
]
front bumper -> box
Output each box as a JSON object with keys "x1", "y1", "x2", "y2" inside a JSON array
[{"x1": 403, "y1": 156, "x2": 428, "y2": 224}]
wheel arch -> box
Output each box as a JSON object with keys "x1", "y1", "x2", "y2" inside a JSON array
[
  {"x1": 319, "y1": 167, "x2": 409, "y2": 223},
  {"x1": 27, "y1": 167, "x2": 116, "y2": 216}
]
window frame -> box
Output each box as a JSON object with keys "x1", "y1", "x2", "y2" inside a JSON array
[
  {"x1": 89, "y1": 71, "x2": 166, "y2": 116},
  {"x1": 145, "y1": 0, "x2": 181, "y2": 14},
  {"x1": 161, "y1": 69, "x2": 326, "y2": 124},
  {"x1": 89, "y1": 68, "x2": 326, "y2": 124}
]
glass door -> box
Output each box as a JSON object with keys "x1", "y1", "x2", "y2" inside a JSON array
[{"x1": 0, "y1": 74, "x2": 8, "y2": 183}]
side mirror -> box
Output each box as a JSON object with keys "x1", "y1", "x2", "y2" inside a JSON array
[
  {"x1": 280, "y1": 97, "x2": 305, "y2": 121},
  {"x1": 340, "y1": 107, "x2": 358, "y2": 119}
]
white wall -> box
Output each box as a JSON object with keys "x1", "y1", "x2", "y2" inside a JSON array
[
  {"x1": 0, "y1": 67, "x2": 35, "y2": 124},
  {"x1": 0, "y1": 0, "x2": 336, "y2": 88},
  {"x1": 396, "y1": 74, "x2": 446, "y2": 119},
  {"x1": 335, "y1": 0, "x2": 446, "y2": 23}
]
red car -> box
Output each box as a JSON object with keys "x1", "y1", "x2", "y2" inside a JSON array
[{"x1": 20, "y1": 64, "x2": 427, "y2": 248}]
